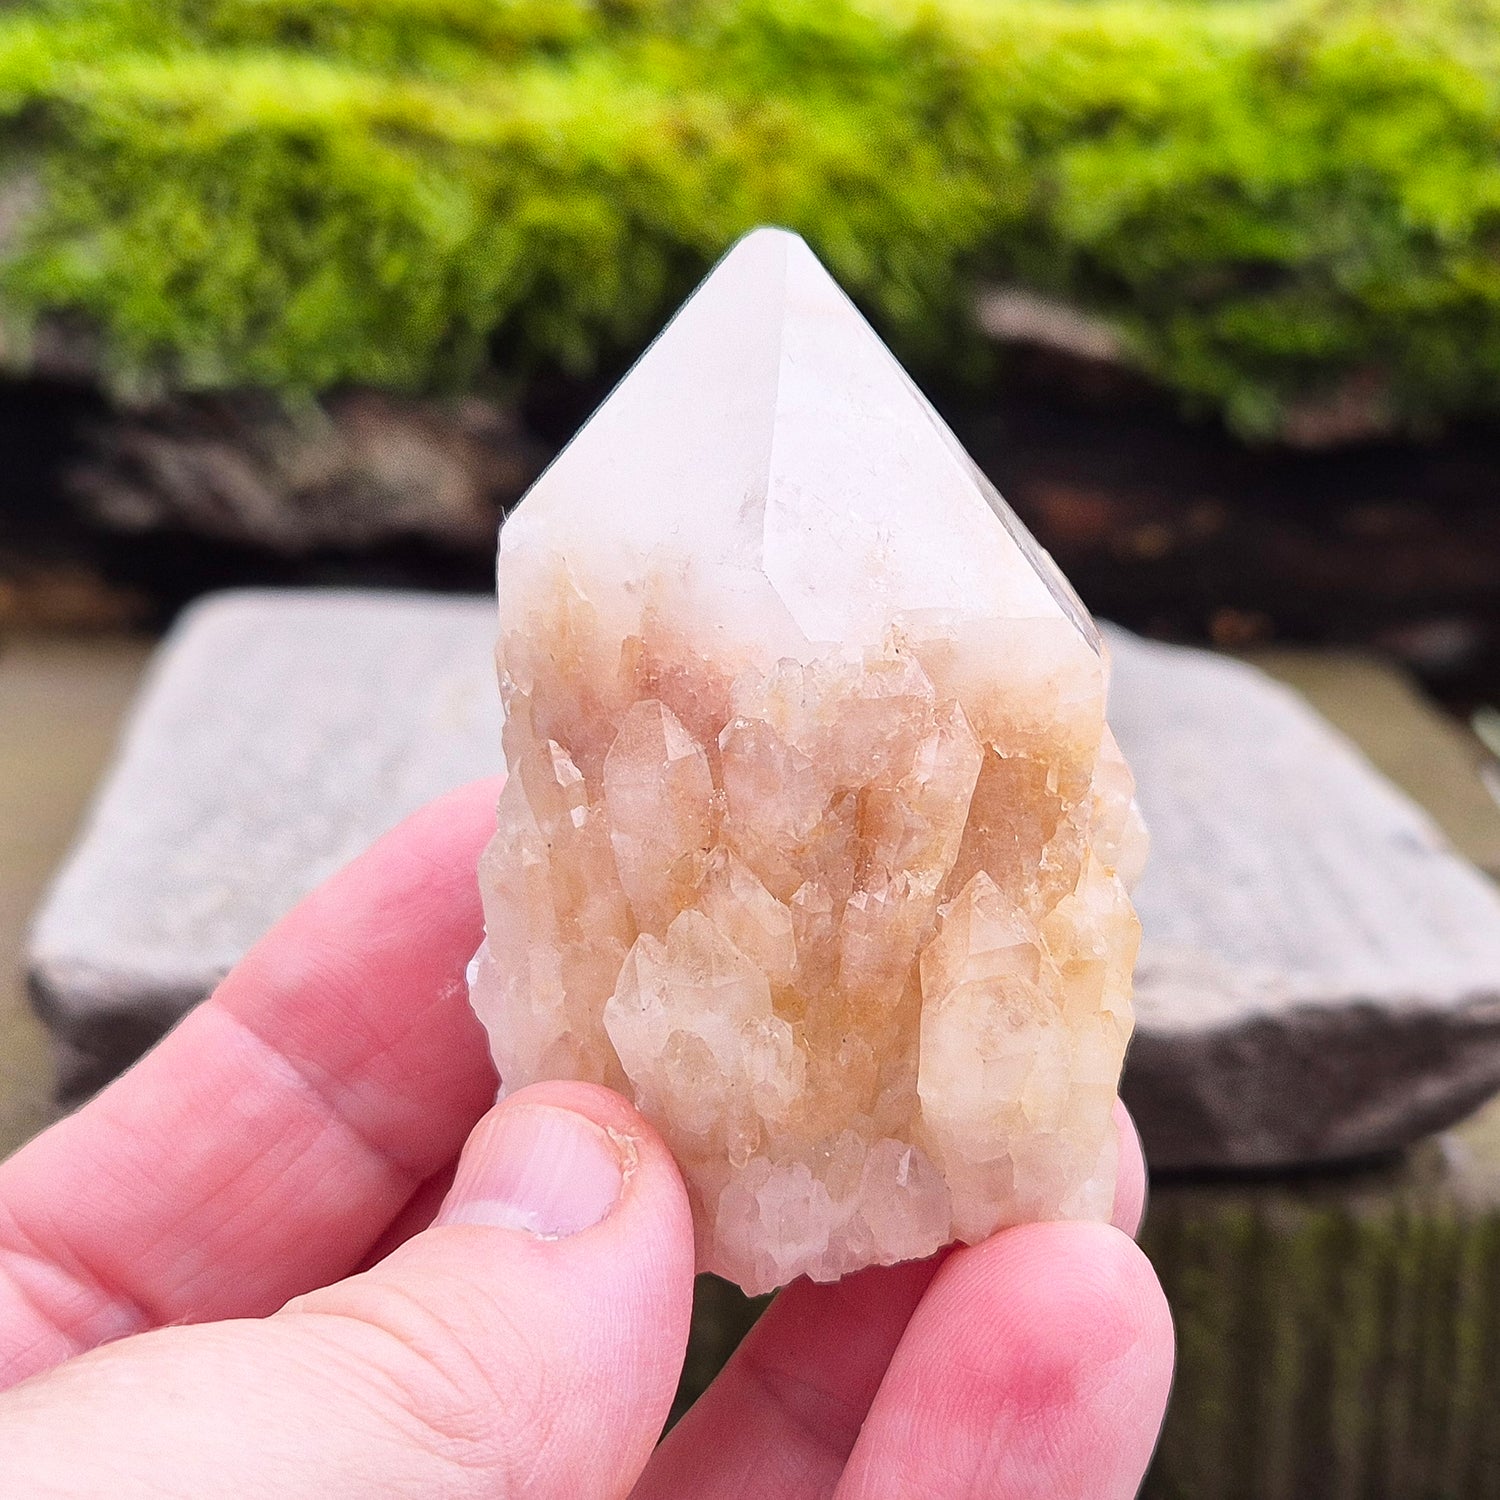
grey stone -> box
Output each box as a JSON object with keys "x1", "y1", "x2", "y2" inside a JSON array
[
  {"x1": 974, "y1": 285, "x2": 1128, "y2": 365},
  {"x1": 26, "y1": 589, "x2": 501, "y2": 1098},
  {"x1": 29, "y1": 596, "x2": 1500, "y2": 1170},
  {"x1": 69, "y1": 390, "x2": 544, "y2": 554},
  {"x1": 1110, "y1": 627, "x2": 1500, "y2": 1171}
]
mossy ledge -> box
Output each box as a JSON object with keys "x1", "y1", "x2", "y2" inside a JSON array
[{"x1": 6, "y1": 0, "x2": 1500, "y2": 436}]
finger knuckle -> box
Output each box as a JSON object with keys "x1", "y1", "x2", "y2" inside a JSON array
[{"x1": 292, "y1": 1274, "x2": 558, "y2": 1484}]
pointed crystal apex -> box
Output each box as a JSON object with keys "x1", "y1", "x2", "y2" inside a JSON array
[{"x1": 500, "y1": 227, "x2": 1096, "y2": 661}]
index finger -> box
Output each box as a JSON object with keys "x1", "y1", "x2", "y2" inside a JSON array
[
  {"x1": 834, "y1": 1222, "x2": 1174, "y2": 1500},
  {"x1": 635, "y1": 1098, "x2": 1151, "y2": 1500},
  {"x1": 0, "y1": 777, "x2": 503, "y2": 1389}
]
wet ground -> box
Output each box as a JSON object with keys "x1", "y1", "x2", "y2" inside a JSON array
[{"x1": 0, "y1": 633, "x2": 149, "y2": 1157}]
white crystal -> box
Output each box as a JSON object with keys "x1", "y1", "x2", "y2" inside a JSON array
[{"x1": 471, "y1": 227, "x2": 1142, "y2": 1293}]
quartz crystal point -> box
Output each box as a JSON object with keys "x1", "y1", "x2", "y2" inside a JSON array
[{"x1": 470, "y1": 227, "x2": 1145, "y2": 1294}]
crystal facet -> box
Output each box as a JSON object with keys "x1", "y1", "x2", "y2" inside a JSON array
[{"x1": 470, "y1": 228, "x2": 1143, "y2": 1293}]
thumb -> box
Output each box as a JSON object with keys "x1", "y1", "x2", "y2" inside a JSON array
[{"x1": 0, "y1": 1081, "x2": 697, "y2": 1499}]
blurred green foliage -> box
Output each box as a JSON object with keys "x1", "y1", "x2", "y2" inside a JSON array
[{"x1": 5, "y1": 0, "x2": 1500, "y2": 434}]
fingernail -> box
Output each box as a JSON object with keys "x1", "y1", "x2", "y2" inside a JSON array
[{"x1": 437, "y1": 1104, "x2": 627, "y2": 1238}]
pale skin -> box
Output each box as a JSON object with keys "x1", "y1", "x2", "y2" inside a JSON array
[{"x1": 0, "y1": 778, "x2": 1175, "y2": 1497}]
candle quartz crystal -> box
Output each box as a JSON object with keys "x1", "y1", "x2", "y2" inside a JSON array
[{"x1": 470, "y1": 228, "x2": 1145, "y2": 1294}]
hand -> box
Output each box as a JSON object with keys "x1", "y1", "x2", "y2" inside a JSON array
[{"x1": 0, "y1": 779, "x2": 1174, "y2": 1497}]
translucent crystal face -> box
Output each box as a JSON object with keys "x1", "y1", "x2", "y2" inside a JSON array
[{"x1": 471, "y1": 228, "x2": 1143, "y2": 1294}]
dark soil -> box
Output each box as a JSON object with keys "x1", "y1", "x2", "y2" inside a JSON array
[{"x1": 951, "y1": 360, "x2": 1500, "y2": 712}]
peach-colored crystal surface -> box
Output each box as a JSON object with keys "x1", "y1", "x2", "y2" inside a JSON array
[{"x1": 470, "y1": 228, "x2": 1144, "y2": 1294}]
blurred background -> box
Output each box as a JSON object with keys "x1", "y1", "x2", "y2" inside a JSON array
[{"x1": 5, "y1": 0, "x2": 1500, "y2": 1495}]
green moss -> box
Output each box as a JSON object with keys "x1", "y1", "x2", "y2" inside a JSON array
[{"x1": 6, "y1": 0, "x2": 1500, "y2": 432}]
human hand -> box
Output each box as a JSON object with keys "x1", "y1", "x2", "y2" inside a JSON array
[{"x1": 0, "y1": 779, "x2": 1174, "y2": 1497}]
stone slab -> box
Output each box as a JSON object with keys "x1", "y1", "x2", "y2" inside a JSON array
[
  {"x1": 26, "y1": 590, "x2": 500, "y2": 1099},
  {"x1": 26, "y1": 593, "x2": 1500, "y2": 1172},
  {"x1": 1110, "y1": 627, "x2": 1500, "y2": 1171}
]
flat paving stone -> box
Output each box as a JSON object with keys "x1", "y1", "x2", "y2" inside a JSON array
[
  {"x1": 22, "y1": 592, "x2": 1500, "y2": 1175},
  {"x1": 26, "y1": 589, "x2": 500, "y2": 1101},
  {"x1": 1111, "y1": 627, "x2": 1500, "y2": 1171}
]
